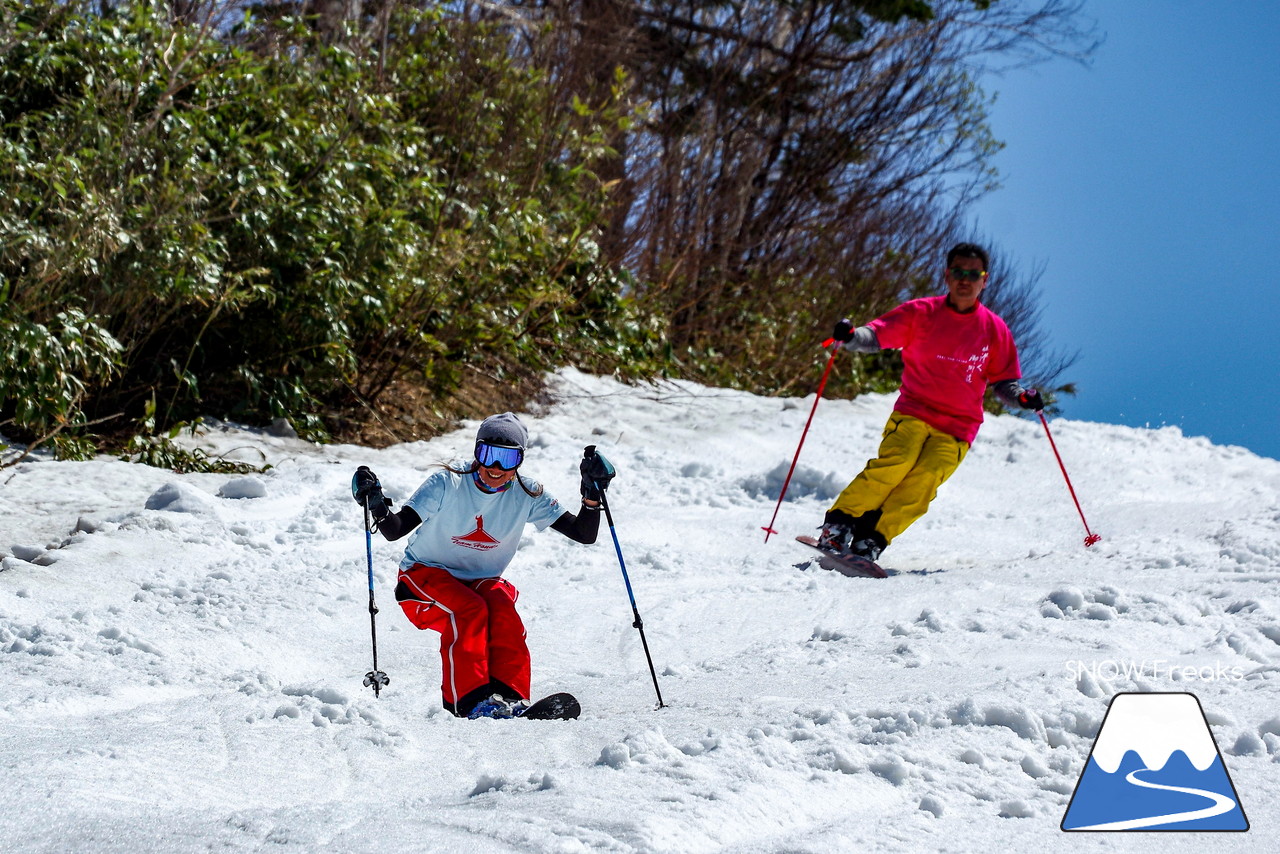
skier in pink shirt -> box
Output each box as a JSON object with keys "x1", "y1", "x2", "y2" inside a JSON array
[{"x1": 817, "y1": 243, "x2": 1044, "y2": 564}]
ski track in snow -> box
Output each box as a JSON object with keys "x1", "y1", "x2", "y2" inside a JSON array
[{"x1": 2, "y1": 368, "x2": 1279, "y2": 853}]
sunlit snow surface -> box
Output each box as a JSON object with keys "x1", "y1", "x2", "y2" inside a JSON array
[{"x1": 2, "y1": 368, "x2": 1278, "y2": 852}]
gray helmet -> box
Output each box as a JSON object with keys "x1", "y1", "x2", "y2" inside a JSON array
[{"x1": 476, "y1": 412, "x2": 528, "y2": 449}]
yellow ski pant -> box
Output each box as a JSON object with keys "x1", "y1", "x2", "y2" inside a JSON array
[{"x1": 829, "y1": 413, "x2": 969, "y2": 545}]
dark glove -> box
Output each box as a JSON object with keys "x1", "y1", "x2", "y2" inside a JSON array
[
  {"x1": 1018, "y1": 388, "x2": 1045, "y2": 412},
  {"x1": 351, "y1": 465, "x2": 391, "y2": 521},
  {"x1": 831, "y1": 318, "x2": 855, "y2": 343},
  {"x1": 580, "y1": 445, "x2": 616, "y2": 504}
]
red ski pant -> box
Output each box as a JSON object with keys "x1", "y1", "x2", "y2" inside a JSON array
[{"x1": 395, "y1": 564, "x2": 530, "y2": 712}]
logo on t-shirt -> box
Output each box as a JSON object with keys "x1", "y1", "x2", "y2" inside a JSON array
[
  {"x1": 452, "y1": 515, "x2": 501, "y2": 551},
  {"x1": 934, "y1": 345, "x2": 990, "y2": 384}
]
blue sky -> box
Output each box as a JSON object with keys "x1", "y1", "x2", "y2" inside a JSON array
[{"x1": 971, "y1": 1, "x2": 1280, "y2": 460}]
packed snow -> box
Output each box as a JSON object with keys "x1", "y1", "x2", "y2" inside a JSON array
[{"x1": 1, "y1": 367, "x2": 1277, "y2": 852}]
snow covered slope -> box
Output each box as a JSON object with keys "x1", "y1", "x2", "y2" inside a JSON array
[{"x1": 2, "y1": 368, "x2": 1277, "y2": 852}]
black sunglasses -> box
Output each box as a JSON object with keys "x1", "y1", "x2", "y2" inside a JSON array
[{"x1": 948, "y1": 267, "x2": 987, "y2": 282}]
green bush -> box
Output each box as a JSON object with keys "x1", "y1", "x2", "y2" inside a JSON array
[{"x1": 0, "y1": 1, "x2": 666, "y2": 461}]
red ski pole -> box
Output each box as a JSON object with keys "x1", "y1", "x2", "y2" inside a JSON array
[
  {"x1": 1037, "y1": 411, "x2": 1101, "y2": 547},
  {"x1": 762, "y1": 340, "x2": 840, "y2": 542}
]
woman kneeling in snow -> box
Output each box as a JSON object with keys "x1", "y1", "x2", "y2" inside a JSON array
[{"x1": 351, "y1": 412, "x2": 613, "y2": 719}]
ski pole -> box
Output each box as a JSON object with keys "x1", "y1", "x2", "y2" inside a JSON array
[
  {"x1": 1037, "y1": 412, "x2": 1101, "y2": 547},
  {"x1": 362, "y1": 505, "x2": 390, "y2": 696},
  {"x1": 596, "y1": 486, "x2": 666, "y2": 709},
  {"x1": 762, "y1": 340, "x2": 841, "y2": 542}
]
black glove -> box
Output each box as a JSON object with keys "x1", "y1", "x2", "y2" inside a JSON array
[
  {"x1": 831, "y1": 318, "x2": 855, "y2": 343},
  {"x1": 351, "y1": 465, "x2": 391, "y2": 521},
  {"x1": 1018, "y1": 388, "x2": 1045, "y2": 412},
  {"x1": 580, "y1": 445, "x2": 616, "y2": 504}
]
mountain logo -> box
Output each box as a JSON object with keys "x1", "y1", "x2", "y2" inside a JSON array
[
  {"x1": 1061, "y1": 692, "x2": 1249, "y2": 832},
  {"x1": 452, "y1": 515, "x2": 500, "y2": 551}
]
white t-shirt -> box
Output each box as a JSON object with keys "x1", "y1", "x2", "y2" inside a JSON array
[{"x1": 399, "y1": 468, "x2": 564, "y2": 580}]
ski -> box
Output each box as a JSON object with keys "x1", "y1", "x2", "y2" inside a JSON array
[
  {"x1": 520, "y1": 692, "x2": 580, "y2": 720},
  {"x1": 794, "y1": 535, "x2": 888, "y2": 579}
]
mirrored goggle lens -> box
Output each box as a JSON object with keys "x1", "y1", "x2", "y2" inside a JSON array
[
  {"x1": 475, "y1": 441, "x2": 524, "y2": 470},
  {"x1": 948, "y1": 267, "x2": 986, "y2": 281}
]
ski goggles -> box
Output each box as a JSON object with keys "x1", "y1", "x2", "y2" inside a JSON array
[
  {"x1": 947, "y1": 267, "x2": 987, "y2": 281},
  {"x1": 474, "y1": 440, "x2": 524, "y2": 471}
]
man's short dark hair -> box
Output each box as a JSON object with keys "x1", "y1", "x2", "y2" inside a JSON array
[{"x1": 946, "y1": 242, "x2": 989, "y2": 270}]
